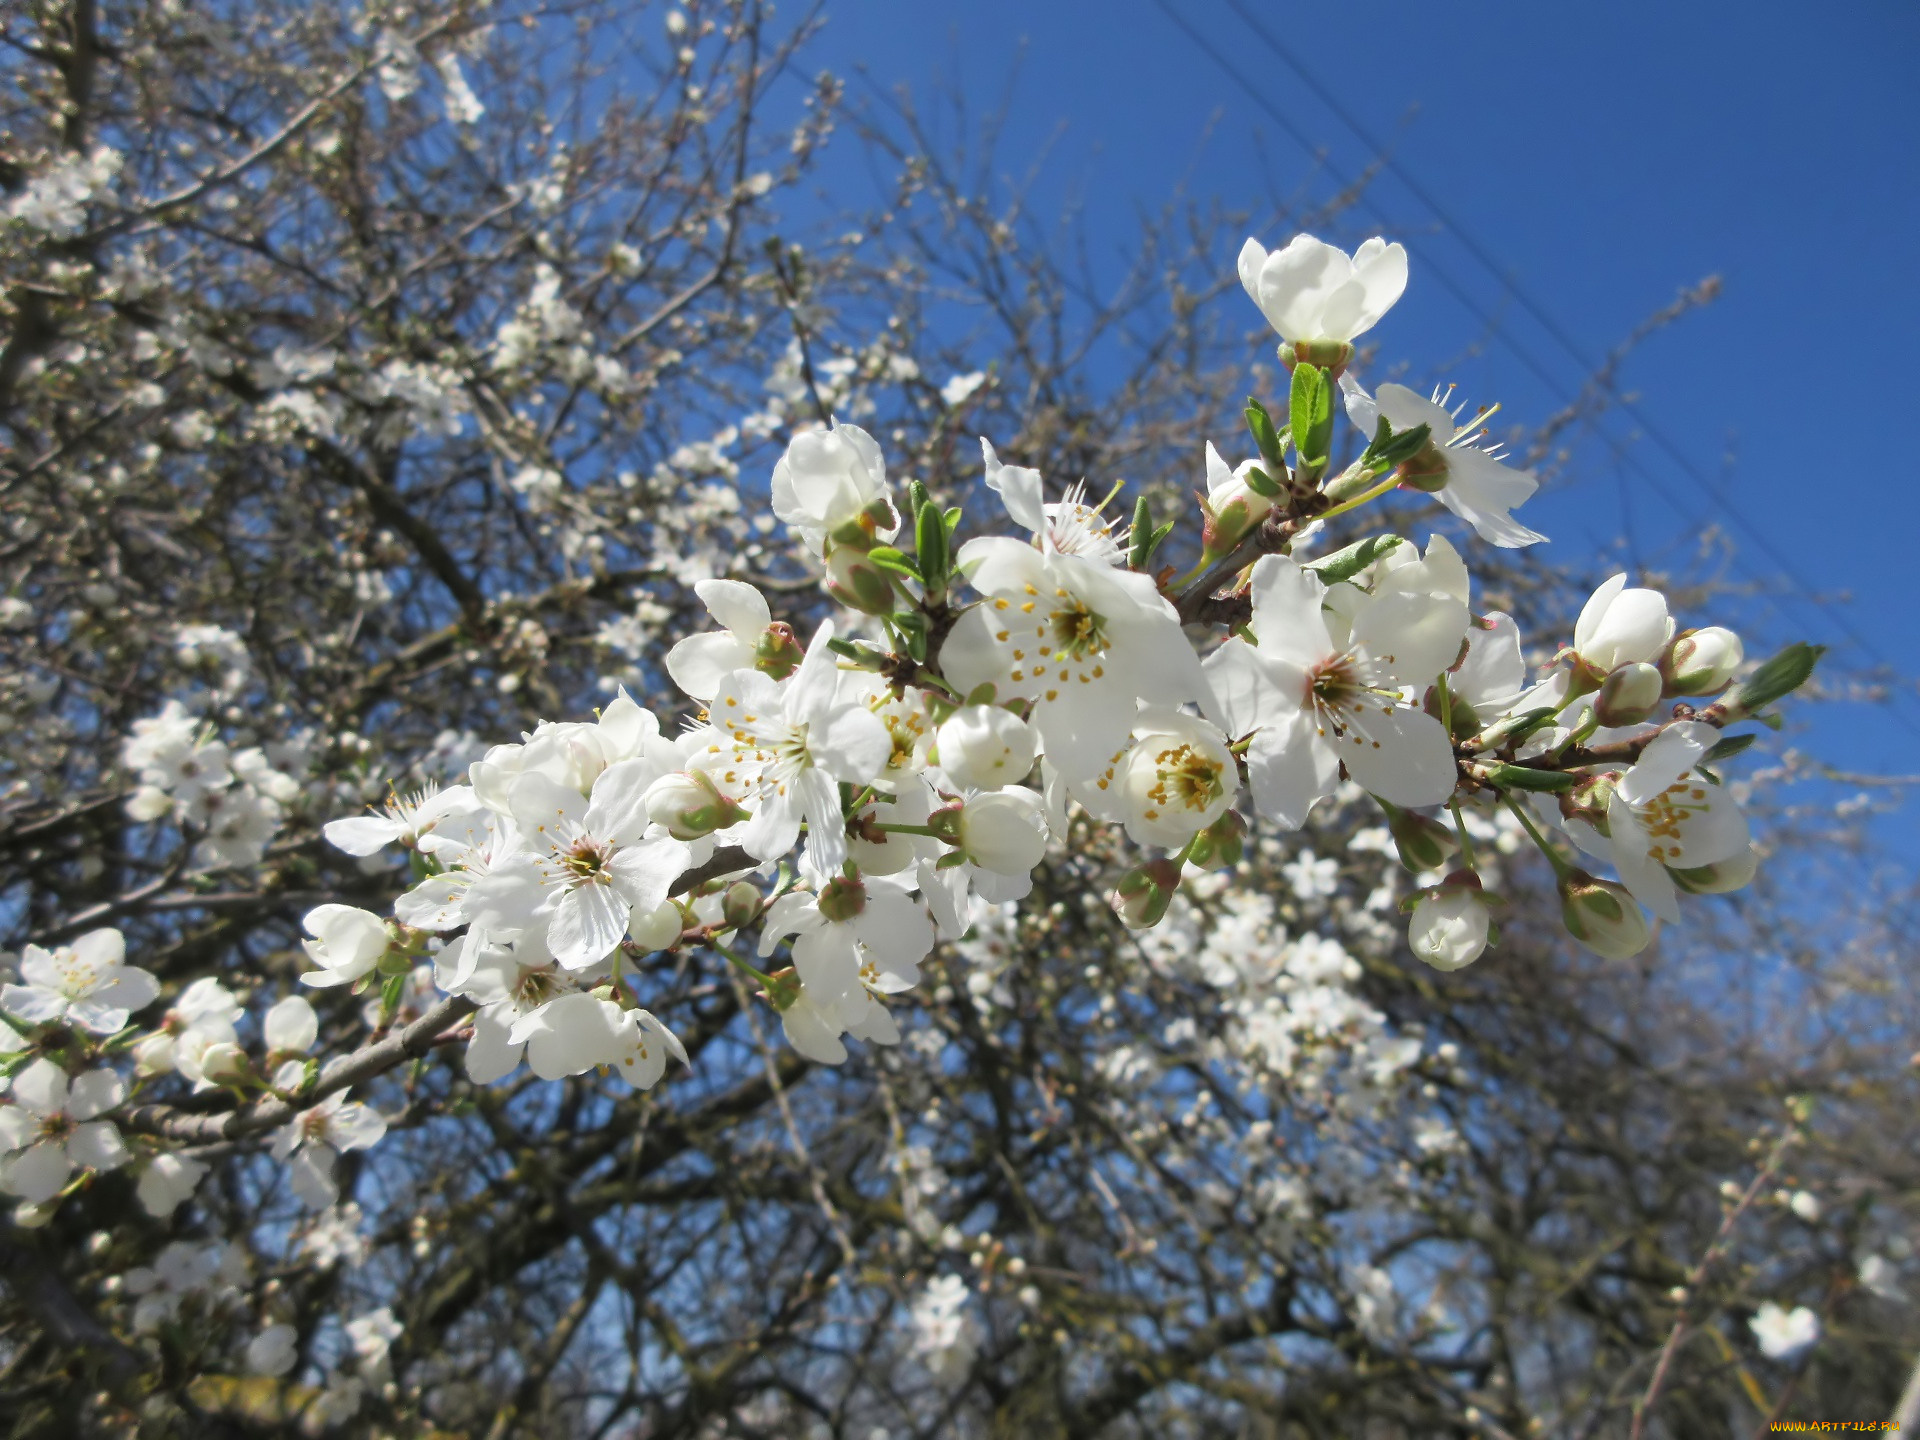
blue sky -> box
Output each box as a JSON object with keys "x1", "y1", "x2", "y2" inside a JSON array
[{"x1": 792, "y1": 0, "x2": 1920, "y2": 852}]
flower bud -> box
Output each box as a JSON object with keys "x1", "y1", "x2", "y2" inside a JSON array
[
  {"x1": 627, "y1": 900, "x2": 684, "y2": 950},
  {"x1": 197, "y1": 1041, "x2": 247, "y2": 1083},
  {"x1": 1594, "y1": 662, "x2": 1664, "y2": 727},
  {"x1": 12, "y1": 1200, "x2": 56, "y2": 1229},
  {"x1": 1186, "y1": 810, "x2": 1248, "y2": 869},
  {"x1": 1200, "y1": 484, "x2": 1274, "y2": 563},
  {"x1": 1109, "y1": 858, "x2": 1181, "y2": 930},
  {"x1": 753, "y1": 621, "x2": 804, "y2": 681},
  {"x1": 132, "y1": 1032, "x2": 177, "y2": 1076},
  {"x1": 824, "y1": 546, "x2": 896, "y2": 615},
  {"x1": 1409, "y1": 881, "x2": 1492, "y2": 971},
  {"x1": 1380, "y1": 801, "x2": 1458, "y2": 874},
  {"x1": 645, "y1": 770, "x2": 748, "y2": 840},
  {"x1": 934, "y1": 705, "x2": 1037, "y2": 790},
  {"x1": 721, "y1": 881, "x2": 762, "y2": 930},
  {"x1": 1669, "y1": 843, "x2": 1759, "y2": 896},
  {"x1": 1661, "y1": 626, "x2": 1743, "y2": 698},
  {"x1": 1558, "y1": 871, "x2": 1651, "y2": 959},
  {"x1": 817, "y1": 874, "x2": 868, "y2": 923},
  {"x1": 1559, "y1": 773, "x2": 1617, "y2": 834},
  {"x1": 954, "y1": 791, "x2": 1048, "y2": 876}
]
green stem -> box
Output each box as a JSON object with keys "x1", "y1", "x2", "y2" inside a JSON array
[
  {"x1": 1314, "y1": 470, "x2": 1399, "y2": 523},
  {"x1": 709, "y1": 938, "x2": 777, "y2": 989},
  {"x1": 873, "y1": 823, "x2": 940, "y2": 837},
  {"x1": 1501, "y1": 791, "x2": 1575, "y2": 879},
  {"x1": 1448, "y1": 797, "x2": 1478, "y2": 874}
]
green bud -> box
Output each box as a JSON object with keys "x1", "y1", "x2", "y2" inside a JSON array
[
  {"x1": 915, "y1": 495, "x2": 949, "y2": 600},
  {"x1": 1379, "y1": 800, "x2": 1458, "y2": 873},
  {"x1": 754, "y1": 621, "x2": 803, "y2": 680},
  {"x1": 1128, "y1": 495, "x2": 1156, "y2": 570},
  {"x1": 1594, "y1": 662, "x2": 1664, "y2": 727},
  {"x1": 1717, "y1": 642, "x2": 1824, "y2": 721},
  {"x1": 926, "y1": 803, "x2": 965, "y2": 846},
  {"x1": 1109, "y1": 858, "x2": 1181, "y2": 930},
  {"x1": 817, "y1": 874, "x2": 867, "y2": 924},
  {"x1": 1185, "y1": 810, "x2": 1248, "y2": 870},
  {"x1": 1558, "y1": 871, "x2": 1651, "y2": 959},
  {"x1": 720, "y1": 882, "x2": 762, "y2": 930},
  {"x1": 1393, "y1": 438, "x2": 1451, "y2": 493},
  {"x1": 1199, "y1": 492, "x2": 1265, "y2": 564},
  {"x1": 1481, "y1": 762, "x2": 1575, "y2": 793},
  {"x1": 825, "y1": 547, "x2": 896, "y2": 615}
]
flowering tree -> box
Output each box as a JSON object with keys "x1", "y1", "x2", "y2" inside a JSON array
[{"x1": 4, "y1": 3, "x2": 1915, "y2": 1436}]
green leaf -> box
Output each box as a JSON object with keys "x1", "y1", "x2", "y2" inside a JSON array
[
  {"x1": 1303, "y1": 533, "x2": 1405, "y2": 585},
  {"x1": 943, "y1": 506, "x2": 962, "y2": 536},
  {"x1": 1481, "y1": 762, "x2": 1576, "y2": 793},
  {"x1": 907, "y1": 479, "x2": 932, "y2": 517},
  {"x1": 914, "y1": 499, "x2": 949, "y2": 593},
  {"x1": 1289, "y1": 363, "x2": 1334, "y2": 470},
  {"x1": 866, "y1": 546, "x2": 923, "y2": 581},
  {"x1": 1127, "y1": 495, "x2": 1155, "y2": 569},
  {"x1": 1243, "y1": 464, "x2": 1283, "y2": 499},
  {"x1": 1244, "y1": 397, "x2": 1288, "y2": 473},
  {"x1": 1704, "y1": 732, "x2": 1757, "y2": 763},
  {"x1": 1365, "y1": 419, "x2": 1433, "y2": 471},
  {"x1": 1721, "y1": 642, "x2": 1824, "y2": 718}
]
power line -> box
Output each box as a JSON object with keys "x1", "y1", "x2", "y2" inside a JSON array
[{"x1": 1154, "y1": 0, "x2": 1920, "y2": 734}]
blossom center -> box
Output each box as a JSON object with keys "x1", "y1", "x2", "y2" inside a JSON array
[{"x1": 1146, "y1": 743, "x2": 1225, "y2": 814}]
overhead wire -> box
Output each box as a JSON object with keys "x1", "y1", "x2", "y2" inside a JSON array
[{"x1": 1153, "y1": 0, "x2": 1920, "y2": 738}]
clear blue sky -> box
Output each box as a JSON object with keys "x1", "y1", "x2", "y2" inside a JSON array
[{"x1": 795, "y1": 0, "x2": 1920, "y2": 850}]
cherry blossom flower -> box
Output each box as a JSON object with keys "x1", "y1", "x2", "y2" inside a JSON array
[
  {"x1": 1342, "y1": 381, "x2": 1547, "y2": 548},
  {"x1": 758, "y1": 874, "x2": 935, "y2": 1012},
  {"x1": 1601, "y1": 722, "x2": 1751, "y2": 924},
  {"x1": 297, "y1": 905, "x2": 392, "y2": 988},
  {"x1": 769, "y1": 421, "x2": 897, "y2": 554},
  {"x1": 1750, "y1": 1301, "x2": 1820, "y2": 1360},
  {"x1": 1236, "y1": 233, "x2": 1408, "y2": 347},
  {"x1": 933, "y1": 704, "x2": 1037, "y2": 791},
  {"x1": 943, "y1": 534, "x2": 1213, "y2": 784},
  {"x1": 708, "y1": 621, "x2": 891, "y2": 880},
  {"x1": 777, "y1": 983, "x2": 900, "y2": 1066},
  {"x1": 2, "y1": 927, "x2": 158, "y2": 1034},
  {"x1": 271, "y1": 1092, "x2": 388, "y2": 1208},
  {"x1": 665, "y1": 578, "x2": 794, "y2": 699},
  {"x1": 978, "y1": 438, "x2": 1128, "y2": 566},
  {"x1": 1206, "y1": 553, "x2": 1467, "y2": 825},
  {"x1": 1574, "y1": 574, "x2": 1675, "y2": 674},
  {"x1": 0, "y1": 1061, "x2": 130, "y2": 1203}
]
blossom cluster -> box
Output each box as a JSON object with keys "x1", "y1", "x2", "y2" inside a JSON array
[{"x1": 0, "y1": 232, "x2": 1818, "y2": 1299}]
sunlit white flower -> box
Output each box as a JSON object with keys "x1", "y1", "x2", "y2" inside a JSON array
[
  {"x1": 1111, "y1": 708, "x2": 1239, "y2": 850},
  {"x1": 0, "y1": 1061, "x2": 129, "y2": 1203},
  {"x1": 297, "y1": 905, "x2": 391, "y2": 989},
  {"x1": 944, "y1": 532, "x2": 1213, "y2": 784},
  {"x1": 933, "y1": 704, "x2": 1037, "y2": 791},
  {"x1": 1236, "y1": 233, "x2": 1408, "y2": 347},
  {"x1": 3, "y1": 928, "x2": 158, "y2": 1034},
  {"x1": 247, "y1": 1322, "x2": 299, "y2": 1377},
  {"x1": 910, "y1": 1274, "x2": 981, "y2": 1387},
  {"x1": 979, "y1": 438, "x2": 1128, "y2": 566},
  {"x1": 666, "y1": 578, "x2": 795, "y2": 699},
  {"x1": 769, "y1": 421, "x2": 897, "y2": 554},
  {"x1": 1574, "y1": 574, "x2": 1674, "y2": 674},
  {"x1": 1600, "y1": 722, "x2": 1750, "y2": 924},
  {"x1": 323, "y1": 782, "x2": 476, "y2": 856},
  {"x1": 759, "y1": 874, "x2": 936, "y2": 1012},
  {"x1": 1206, "y1": 552, "x2": 1466, "y2": 825},
  {"x1": 709, "y1": 621, "x2": 891, "y2": 880},
  {"x1": 1343, "y1": 381, "x2": 1547, "y2": 548},
  {"x1": 777, "y1": 984, "x2": 900, "y2": 1066}
]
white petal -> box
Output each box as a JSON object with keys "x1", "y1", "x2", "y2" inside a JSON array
[
  {"x1": 67, "y1": 1069, "x2": 125, "y2": 1121},
  {"x1": 1618, "y1": 723, "x2": 1715, "y2": 807},
  {"x1": 549, "y1": 882, "x2": 630, "y2": 970},
  {"x1": 666, "y1": 631, "x2": 755, "y2": 702},
  {"x1": 323, "y1": 815, "x2": 406, "y2": 856},
  {"x1": 606, "y1": 836, "x2": 693, "y2": 916},
  {"x1": 1607, "y1": 799, "x2": 1682, "y2": 924},
  {"x1": 780, "y1": 996, "x2": 848, "y2": 1065},
  {"x1": 695, "y1": 577, "x2": 772, "y2": 638},
  {"x1": 1, "y1": 985, "x2": 68, "y2": 1027},
  {"x1": 2, "y1": 1142, "x2": 73, "y2": 1202},
  {"x1": 1246, "y1": 556, "x2": 1334, "y2": 668},
  {"x1": 1246, "y1": 718, "x2": 1339, "y2": 829},
  {"x1": 981, "y1": 437, "x2": 1049, "y2": 536},
  {"x1": 584, "y1": 758, "x2": 666, "y2": 846},
  {"x1": 1573, "y1": 575, "x2": 1628, "y2": 654},
  {"x1": 1341, "y1": 706, "x2": 1460, "y2": 809},
  {"x1": 1353, "y1": 588, "x2": 1469, "y2": 688},
  {"x1": 464, "y1": 1008, "x2": 525, "y2": 1085},
  {"x1": 811, "y1": 706, "x2": 891, "y2": 784},
  {"x1": 10, "y1": 1060, "x2": 67, "y2": 1116},
  {"x1": 67, "y1": 1121, "x2": 129, "y2": 1172}
]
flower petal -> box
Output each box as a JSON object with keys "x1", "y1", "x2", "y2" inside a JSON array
[{"x1": 548, "y1": 882, "x2": 630, "y2": 971}]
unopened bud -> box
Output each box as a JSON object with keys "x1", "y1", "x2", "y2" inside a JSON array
[
  {"x1": 1661, "y1": 626, "x2": 1743, "y2": 698},
  {"x1": 817, "y1": 873, "x2": 867, "y2": 923},
  {"x1": 1558, "y1": 871, "x2": 1651, "y2": 959},
  {"x1": 645, "y1": 770, "x2": 748, "y2": 840},
  {"x1": 1109, "y1": 858, "x2": 1181, "y2": 930},
  {"x1": 627, "y1": 900, "x2": 684, "y2": 951},
  {"x1": 1408, "y1": 879, "x2": 1493, "y2": 972},
  {"x1": 1669, "y1": 843, "x2": 1759, "y2": 895},
  {"x1": 1380, "y1": 800, "x2": 1457, "y2": 873},
  {"x1": 132, "y1": 1033, "x2": 176, "y2": 1076},
  {"x1": 198, "y1": 1041, "x2": 247, "y2": 1082},
  {"x1": 824, "y1": 547, "x2": 896, "y2": 615},
  {"x1": 1595, "y1": 662, "x2": 1664, "y2": 727},
  {"x1": 1560, "y1": 773, "x2": 1617, "y2": 833},
  {"x1": 721, "y1": 881, "x2": 762, "y2": 929},
  {"x1": 754, "y1": 622, "x2": 804, "y2": 681},
  {"x1": 1199, "y1": 485, "x2": 1273, "y2": 564},
  {"x1": 1187, "y1": 810, "x2": 1248, "y2": 869}
]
